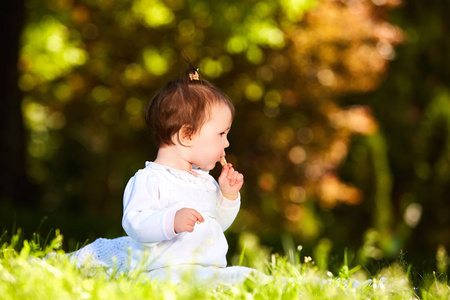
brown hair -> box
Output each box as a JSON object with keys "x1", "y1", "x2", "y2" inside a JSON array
[{"x1": 144, "y1": 65, "x2": 235, "y2": 147}]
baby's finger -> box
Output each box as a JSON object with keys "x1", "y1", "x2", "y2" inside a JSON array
[
  {"x1": 186, "y1": 218, "x2": 196, "y2": 226},
  {"x1": 191, "y1": 209, "x2": 204, "y2": 223},
  {"x1": 231, "y1": 172, "x2": 244, "y2": 187},
  {"x1": 219, "y1": 163, "x2": 230, "y2": 180},
  {"x1": 227, "y1": 167, "x2": 235, "y2": 179},
  {"x1": 229, "y1": 171, "x2": 239, "y2": 185},
  {"x1": 236, "y1": 173, "x2": 244, "y2": 182}
]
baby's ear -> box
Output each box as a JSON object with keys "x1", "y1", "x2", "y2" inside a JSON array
[{"x1": 178, "y1": 124, "x2": 194, "y2": 146}]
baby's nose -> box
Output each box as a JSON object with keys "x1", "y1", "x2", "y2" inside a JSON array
[{"x1": 222, "y1": 136, "x2": 230, "y2": 147}]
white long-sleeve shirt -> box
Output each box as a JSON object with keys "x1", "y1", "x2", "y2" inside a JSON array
[
  {"x1": 122, "y1": 162, "x2": 241, "y2": 269},
  {"x1": 71, "y1": 161, "x2": 241, "y2": 273}
]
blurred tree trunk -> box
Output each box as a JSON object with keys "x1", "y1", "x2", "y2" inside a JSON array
[{"x1": 0, "y1": 0, "x2": 35, "y2": 205}]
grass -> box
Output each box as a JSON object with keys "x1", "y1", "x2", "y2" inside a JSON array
[{"x1": 0, "y1": 229, "x2": 449, "y2": 299}]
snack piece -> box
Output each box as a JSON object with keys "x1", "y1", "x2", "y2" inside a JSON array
[{"x1": 220, "y1": 156, "x2": 227, "y2": 166}]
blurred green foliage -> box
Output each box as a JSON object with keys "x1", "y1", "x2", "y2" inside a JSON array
[{"x1": 3, "y1": 0, "x2": 450, "y2": 272}]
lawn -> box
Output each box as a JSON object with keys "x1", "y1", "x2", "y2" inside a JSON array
[{"x1": 1, "y1": 230, "x2": 449, "y2": 299}]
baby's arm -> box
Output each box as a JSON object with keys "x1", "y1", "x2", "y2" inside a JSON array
[
  {"x1": 122, "y1": 170, "x2": 177, "y2": 242},
  {"x1": 215, "y1": 195, "x2": 241, "y2": 231},
  {"x1": 216, "y1": 162, "x2": 243, "y2": 231}
]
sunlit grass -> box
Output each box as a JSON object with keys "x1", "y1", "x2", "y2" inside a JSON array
[{"x1": 0, "y1": 230, "x2": 449, "y2": 299}]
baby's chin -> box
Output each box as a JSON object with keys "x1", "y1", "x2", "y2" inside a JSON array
[
  {"x1": 194, "y1": 162, "x2": 216, "y2": 171},
  {"x1": 209, "y1": 160, "x2": 226, "y2": 171},
  {"x1": 194, "y1": 158, "x2": 225, "y2": 170}
]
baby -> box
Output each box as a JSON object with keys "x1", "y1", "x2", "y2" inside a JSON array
[{"x1": 71, "y1": 64, "x2": 260, "y2": 285}]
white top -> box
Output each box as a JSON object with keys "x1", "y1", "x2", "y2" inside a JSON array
[
  {"x1": 71, "y1": 161, "x2": 241, "y2": 273},
  {"x1": 122, "y1": 161, "x2": 241, "y2": 270}
]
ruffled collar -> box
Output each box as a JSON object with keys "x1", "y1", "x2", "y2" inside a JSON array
[{"x1": 144, "y1": 161, "x2": 217, "y2": 192}]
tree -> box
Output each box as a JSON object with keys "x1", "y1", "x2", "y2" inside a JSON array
[
  {"x1": 0, "y1": 0, "x2": 36, "y2": 206},
  {"x1": 14, "y1": 0, "x2": 406, "y2": 252}
]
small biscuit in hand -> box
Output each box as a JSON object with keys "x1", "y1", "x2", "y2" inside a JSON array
[{"x1": 220, "y1": 156, "x2": 227, "y2": 166}]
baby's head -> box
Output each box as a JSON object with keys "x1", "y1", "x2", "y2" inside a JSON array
[{"x1": 145, "y1": 65, "x2": 235, "y2": 147}]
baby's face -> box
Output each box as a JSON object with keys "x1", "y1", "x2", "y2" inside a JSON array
[{"x1": 188, "y1": 103, "x2": 233, "y2": 170}]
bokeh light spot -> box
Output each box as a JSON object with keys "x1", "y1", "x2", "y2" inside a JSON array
[
  {"x1": 91, "y1": 85, "x2": 111, "y2": 103},
  {"x1": 199, "y1": 57, "x2": 223, "y2": 78},
  {"x1": 247, "y1": 45, "x2": 264, "y2": 64},
  {"x1": 143, "y1": 48, "x2": 169, "y2": 76},
  {"x1": 125, "y1": 97, "x2": 144, "y2": 116},
  {"x1": 289, "y1": 146, "x2": 307, "y2": 164},
  {"x1": 404, "y1": 203, "x2": 422, "y2": 227},
  {"x1": 245, "y1": 82, "x2": 264, "y2": 101},
  {"x1": 227, "y1": 36, "x2": 248, "y2": 54}
]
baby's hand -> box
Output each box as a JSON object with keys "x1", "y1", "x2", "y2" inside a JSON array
[
  {"x1": 218, "y1": 163, "x2": 244, "y2": 200},
  {"x1": 174, "y1": 208, "x2": 204, "y2": 233}
]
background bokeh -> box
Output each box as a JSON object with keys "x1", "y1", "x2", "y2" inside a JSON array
[{"x1": 1, "y1": 0, "x2": 449, "y2": 274}]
